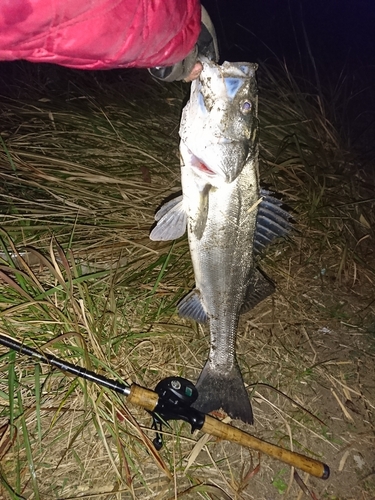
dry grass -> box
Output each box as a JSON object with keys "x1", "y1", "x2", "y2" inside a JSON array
[{"x1": 0, "y1": 61, "x2": 374, "y2": 499}]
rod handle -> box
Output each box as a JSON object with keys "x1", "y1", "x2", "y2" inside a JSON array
[
  {"x1": 122, "y1": 384, "x2": 330, "y2": 480},
  {"x1": 127, "y1": 384, "x2": 159, "y2": 411},
  {"x1": 202, "y1": 415, "x2": 330, "y2": 479}
]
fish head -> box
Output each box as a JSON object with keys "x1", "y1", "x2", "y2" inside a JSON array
[{"x1": 179, "y1": 58, "x2": 258, "y2": 184}]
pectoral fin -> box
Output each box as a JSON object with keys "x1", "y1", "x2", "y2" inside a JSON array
[
  {"x1": 178, "y1": 289, "x2": 208, "y2": 323},
  {"x1": 240, "y1": 268, "x2": 275, "y2": 315},
  {"x1": 150, "y1": 184, "x2": 211, "y2": 242},
  {"x1": 149, "y1": 195, "x2": 186, "y2": 241}
]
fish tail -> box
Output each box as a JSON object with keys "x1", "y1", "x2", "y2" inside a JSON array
[{"x1": 192, "y1": 360, "x2": 254, "y2": 424}]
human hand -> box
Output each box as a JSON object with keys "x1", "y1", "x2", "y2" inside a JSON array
[{"x1": 183, "y1": 61, "x2": 203, "y2": 82}]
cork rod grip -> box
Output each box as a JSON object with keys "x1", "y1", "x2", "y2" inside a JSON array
[
  {"x1": 127, "y1": 384, "x2": 159, "y2": 411},
  {"x1": 202, "y1": 415, "x2": 330, "y2": 479},
  {"x1": 126, "y1": 384, "x2": 329, "y2": 480}
]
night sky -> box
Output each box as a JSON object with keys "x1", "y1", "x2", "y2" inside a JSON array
[
  {"x1": 201, "y1": 0, "x2": 374, "y2": 163},
  {"x1": 0, "y1": 0, "x2": 373, "y2": 158},
  {"x1": 205, "y1": 0, "x2": 375, "y2": 78}
]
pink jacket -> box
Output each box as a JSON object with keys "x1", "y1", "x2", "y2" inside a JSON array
[{"x1": 0, "y1": 0, "x2": 201, "y2": 70}]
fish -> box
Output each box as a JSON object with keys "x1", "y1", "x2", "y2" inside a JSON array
[{"x1": 150, "y1": 58, "x2": 292, "y2": 424}]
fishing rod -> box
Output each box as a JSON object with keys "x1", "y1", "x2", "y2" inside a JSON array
[{"x1": 0, "y1": 333, "x2": 330, "y2": 480}]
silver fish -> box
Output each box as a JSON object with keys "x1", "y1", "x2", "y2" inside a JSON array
[{"x1": 150, "y1": 59, "x2": 291, "y2": 423}]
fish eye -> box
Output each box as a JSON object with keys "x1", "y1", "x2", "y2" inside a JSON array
[{"x1": 241, "y1": 101, "x2": 252, "y2": 114}]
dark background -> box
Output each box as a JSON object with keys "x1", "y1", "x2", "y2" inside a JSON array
[
  {"x1": 203, "y1": 0, "x2": 375, "y2": 161},
  {"x1": 204, "y1": 0, "x2": 374, "y2": 75},
  {"x1": 1, "y1": 0, "x2": 374, "y2": 161}
]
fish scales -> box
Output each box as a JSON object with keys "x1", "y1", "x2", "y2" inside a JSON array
[{"x1": 150, "y1": 58, "x2": 292, "y2": 423}]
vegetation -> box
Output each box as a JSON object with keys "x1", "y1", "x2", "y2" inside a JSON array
[{"x1": 0, "y1": 61, "x2": 374, "y2": 499}]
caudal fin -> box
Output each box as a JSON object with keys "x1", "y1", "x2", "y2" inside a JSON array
[{"x1": 192, "y1": 361, "x2": 253, "y2": 424}]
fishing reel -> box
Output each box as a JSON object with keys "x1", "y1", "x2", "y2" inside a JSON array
[{"x1": 150, "y1": 377, "x2": 205, "y2": 450}]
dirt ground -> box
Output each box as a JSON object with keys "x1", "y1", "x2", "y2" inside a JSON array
[{"x1": 211, "y1": 264, "x2": 375, "y2": 499}]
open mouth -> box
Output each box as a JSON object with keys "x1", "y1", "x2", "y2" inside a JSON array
[
  {"x1": 188, "y1": 149, "x2": 216, "y2": 176},
  {"x1": 195, "y1": 159, "x2": 215, "y2": 175}
]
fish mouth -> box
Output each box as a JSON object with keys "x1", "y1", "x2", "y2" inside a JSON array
[
  {"x1": 181, "y1": 140, "x2": 247, "y2": 183},
  {"x1": 182, "y1": 134, "x2": 249, "y2": 181},
  {"x1": 194, "y1": 159, "x2": 216, "y2": 176},
  {"x1": 187, "y1": 148, "x2": 217, "y2": 177}
]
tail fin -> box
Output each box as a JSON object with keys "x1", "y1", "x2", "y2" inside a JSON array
[{"x1": 192, "y1": 361, "x2": 253, "y2": 424}]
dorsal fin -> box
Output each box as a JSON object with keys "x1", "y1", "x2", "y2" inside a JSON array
[
  {"x1": 254, "y1": 189, "x2": 293, "y2": 256},
  {"x1": 150, "y1": 189, "x2": 294, "y2": 249}
]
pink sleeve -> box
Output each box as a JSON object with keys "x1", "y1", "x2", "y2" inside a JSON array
[{"x1": 0, "y1": 0, "x2": 201, "y2": 69}]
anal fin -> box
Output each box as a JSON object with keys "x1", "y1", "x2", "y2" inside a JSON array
[{"x1": 240, "y1": 268, "x2": 275, "y2": 315}]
